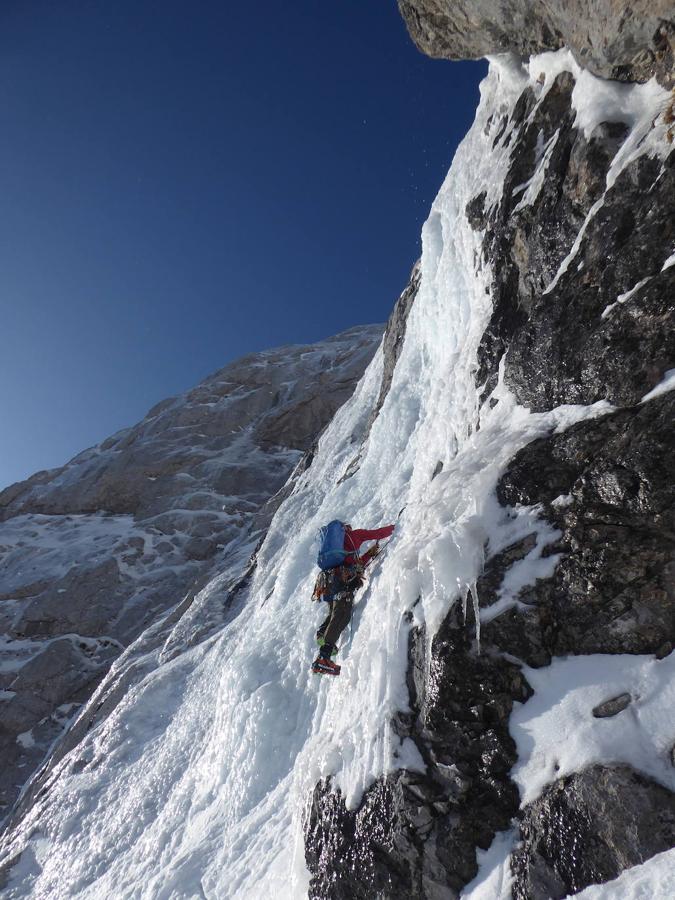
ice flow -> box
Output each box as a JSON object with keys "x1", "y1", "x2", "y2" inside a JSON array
[{"x1": 1, "y1": 52, "x2": 671, "y2": 899}]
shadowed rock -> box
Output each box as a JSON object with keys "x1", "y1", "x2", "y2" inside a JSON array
[
  {"x1": 592, "y1": 693, "x2": 632, "y2": 718},
  {"x1": 484, "y1": 394, "x2": 675, "y2": 665},
  {"x1": 473, "y1": 68, "x2": 675, "y2": 409},
  {"x1": 511, "y1": 765, "x2": 675, "y2": 898}
]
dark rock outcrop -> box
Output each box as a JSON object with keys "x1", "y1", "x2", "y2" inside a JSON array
[
  {"x1": 474, "y1": 69, "x2": 675, "y2": 408},
  {"x1": 305, "y1": 608, "x2": 532, "y2": 898},
  {"x1": 511, "y1": 765, "x2": 675, "y2": 899},
  {"x1": 592, "y1": 693, "x2": 632, "y2": 718},
  {"x1": 484, "y1": 393, "x2": 675, "y2": 665},
  {"x1": 399, "y1": 1, "x2": 675, "y2": 86}
]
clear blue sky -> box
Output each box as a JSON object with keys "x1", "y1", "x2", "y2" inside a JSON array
[{"x1": 0, "y1": 0, "x2": 486, "y2": 490}]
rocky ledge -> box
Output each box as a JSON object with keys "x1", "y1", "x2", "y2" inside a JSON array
[{"x1": 399, "y1": 0, "x2": 675, "y2": 86}]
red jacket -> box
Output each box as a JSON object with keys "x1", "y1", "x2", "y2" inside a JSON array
[{"x1": 343, "y1": 525, "x2": 394, "y2": 565}]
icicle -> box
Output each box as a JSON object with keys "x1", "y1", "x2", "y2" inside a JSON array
[
  {"x1": 470, "y1": 581, "x2": 481, "y2": 652},
  {"x1": 458, "y1": 581, "x2": 481, "y2": 652}
]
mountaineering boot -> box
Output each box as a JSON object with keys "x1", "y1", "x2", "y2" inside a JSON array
[
  {"x1": 312, "y1": 641, "x2": 340, "y2": 675},
  {"x1": 312, "y1": 656, "x2": 341, "y2": 676}
]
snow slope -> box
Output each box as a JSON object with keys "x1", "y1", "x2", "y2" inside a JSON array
[
  {"x1": 0, "y1": 327, "x2": 382, "y2": 821},
  {"x1": 1, "y1": 53, "x2": 673, "y2": 898}
]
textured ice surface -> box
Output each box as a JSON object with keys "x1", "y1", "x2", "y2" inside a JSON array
[{"x1": 1, "y1": 52, "x2": 672, "y2": 899}]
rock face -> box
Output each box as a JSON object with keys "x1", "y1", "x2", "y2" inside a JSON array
[
  {"x1": 0, "y1": 326, "x2": 382, "y2": 820},
  {"x1": 398, "y1": 1, "x2": 675, "y2": 86},
  {"x1": 306, "y1": 609, "x2": 532, "y2": 899},
  {"x1": 305, "y1": 18, "x2": 675, "y2": 900},
  {"x1": 475, "y1": 69, "x2": 675, "y2": 409},
  {"x1": 1, "y1": 328, "x2": 381, "y2": 523},
  {"x1": 511, "y1": 765, "x2": 675, "y2": 899},
  {"x1": 482, "y1": 394, "x2": 675, "y2": 666}
]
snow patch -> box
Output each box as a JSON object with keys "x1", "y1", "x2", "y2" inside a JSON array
[
  {"x1": 573, "y1": 847, "x2": 675, "y2": 899},
  {"x1": 571, "y1": 69, "x2": 667, "y2": 142},
  {"x1": 511, "y1": 653, "x2": 675, "y2": 807},
  {"x1": 641, "y1": 369, "x2": 675, "y2": 403},
  {"x1": 602, "y1": 276, "x2": 652, "y2": 319},
  {"x1": 460, "y1": 827, "x2": 515, "y2": 899},
  {"x1": 16, "y1": 730, "x2": 36, "y2": 749},
  {"x1": 480, "y1": 502, "x2": 561, "y2": 626}
]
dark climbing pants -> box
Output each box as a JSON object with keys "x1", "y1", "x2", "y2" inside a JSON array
[{"x1": 317, "y1": 596, "x2": 353, "y2": 648}]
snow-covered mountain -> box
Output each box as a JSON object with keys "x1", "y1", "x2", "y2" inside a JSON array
[
  {"x1": 0, "y1": 326, "x2": 382, "y2": 822},
  {"x1": 1, "y1": 3, "x2": 674, "y2": 898}
]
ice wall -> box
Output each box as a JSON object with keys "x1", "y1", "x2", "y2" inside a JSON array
[{"x1": 1, "y1": 52, "x2": 673, "y2": 899}]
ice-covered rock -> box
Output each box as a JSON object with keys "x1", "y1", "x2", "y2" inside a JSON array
[
  {"x1": 481, "y1": 393, "x2": 675, "y2": 674},
  {"x1": 306, "y1": 48, "x2": 675, "y2": 900}
]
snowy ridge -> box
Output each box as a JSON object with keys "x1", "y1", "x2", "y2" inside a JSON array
[{"x1": 1, "y1": 54, "x2": 674, "y2": 898}]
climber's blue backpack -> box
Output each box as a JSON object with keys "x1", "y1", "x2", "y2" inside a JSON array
[{"x1": 317, "y1": 520, "x2": 348, "y2": 570}]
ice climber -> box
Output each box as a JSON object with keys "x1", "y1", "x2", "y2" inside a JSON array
[{"x1": 311, "y1": 520, "x2": 395, "y2": 676}]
